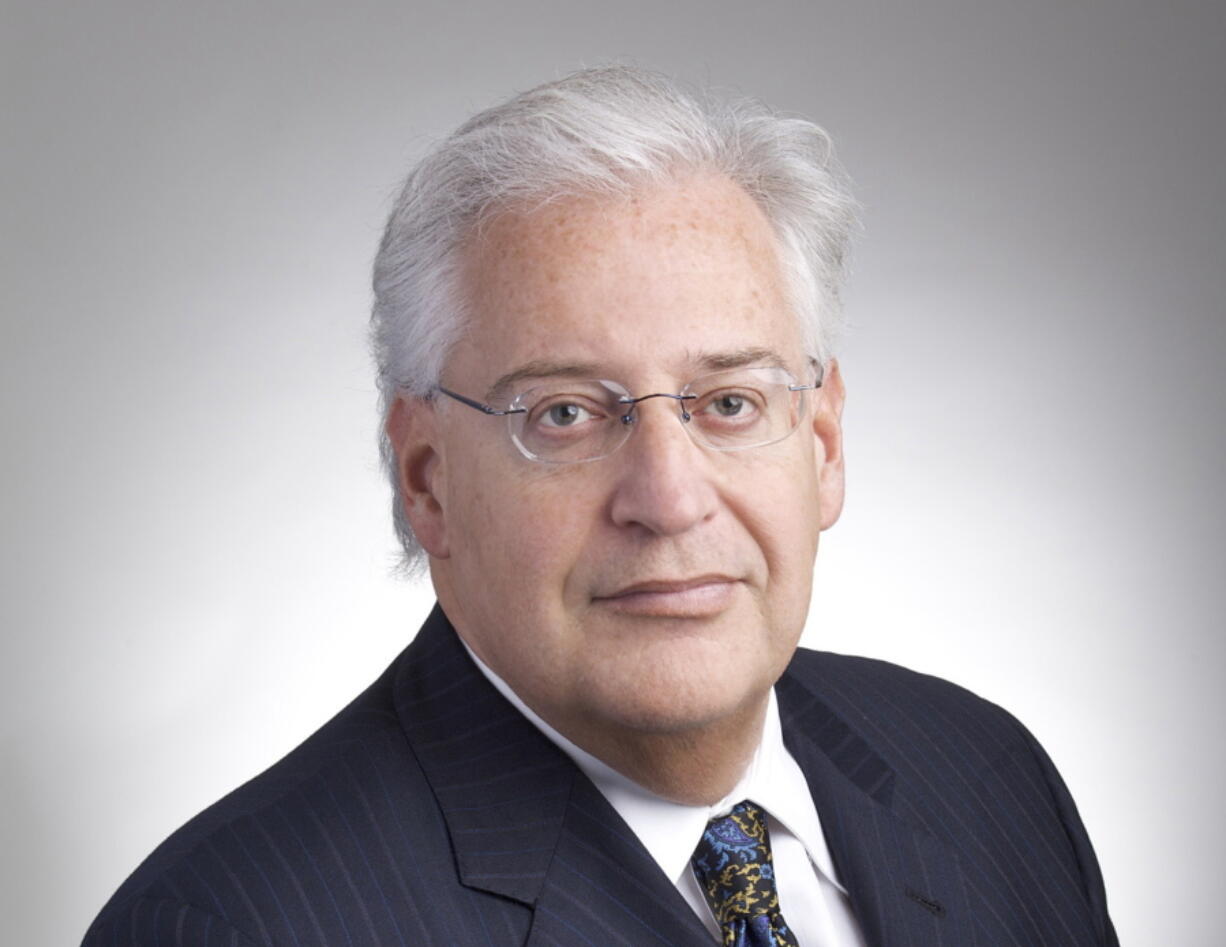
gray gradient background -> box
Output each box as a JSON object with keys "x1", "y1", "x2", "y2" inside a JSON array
[{"x1": 4, "y1": 1, "x2": 1223, "y2": 944}]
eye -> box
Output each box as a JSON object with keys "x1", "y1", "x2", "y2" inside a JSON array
[
  {"x1": 695, "y1": 388, "x2": 765, "y2": 422},
  {"x1": 710, "y1": 393, "x2": 746, "y2": 417},
  {"x1": 541, "y1": 401, "x2": 592, "y2": 427},
  {"x1": 526, "y1": 394, "x2": 612, "y2": 432}
]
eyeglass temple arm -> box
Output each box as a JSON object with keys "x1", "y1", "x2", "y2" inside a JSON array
[
  {"x1": 435, "y1": 386, "x2": 526, "y2": 416},
  {"x1": 789, "y1": 362, "x2": 825, "y2": 391}
]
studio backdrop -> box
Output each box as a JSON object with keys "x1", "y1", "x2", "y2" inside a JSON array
[{"x1": 3, "y1": 1, "x2": 1223, "y2": 944}]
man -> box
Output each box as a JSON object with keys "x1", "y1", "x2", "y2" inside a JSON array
[{"x1": 85, "y1": 67, "x2": 1116, "y2": 945}]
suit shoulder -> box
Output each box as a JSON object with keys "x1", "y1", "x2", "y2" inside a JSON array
[
  {"x1": 84, "y1": 652, "x2": 439, "y2": 942},
  {"x1": 787, "y1": 646, "x2": 1014, "y2": 712},
  {"x1": 784, "y1": 647, "x2": 1031, "y2": 761},
  {"x1": 782, "y1": 650, "x2": 1118, "y2": 944}
]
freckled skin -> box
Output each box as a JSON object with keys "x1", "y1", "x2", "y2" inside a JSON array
[{"x1": 390, "y1": 173, "x2": 846, "y2": 803}]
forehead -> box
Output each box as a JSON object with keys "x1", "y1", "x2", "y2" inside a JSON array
[{"x1": 450, "y1": 173, "x2": 803, "y2": 391}]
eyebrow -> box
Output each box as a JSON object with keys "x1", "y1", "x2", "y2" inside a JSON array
[
  {"x1": 485, "y1": 346, "x2": 792, "y2": 402},
  {"x1": 691, "y1": 346, "x2": 789, "y2": 372},
  {"x1": 486, "y1": 360, "x2": 605, "y2": 402}
]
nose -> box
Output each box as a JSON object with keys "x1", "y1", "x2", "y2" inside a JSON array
[{"x1": 607, "y1": 397, "x2": 720, "y2": 536}]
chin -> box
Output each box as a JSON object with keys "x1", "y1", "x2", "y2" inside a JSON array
[{"x1": 579, "y1": 641, "x2": 772, "y2": 735}]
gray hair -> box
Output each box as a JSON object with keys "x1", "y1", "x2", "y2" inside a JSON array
[{"x1": 371, "y1": 65, "x2": 857, "y2": 571}]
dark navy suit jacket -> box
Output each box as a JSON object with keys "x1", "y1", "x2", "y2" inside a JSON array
[{"x1": 85, "y1": 605, "x2": 1117, "y2": 945}]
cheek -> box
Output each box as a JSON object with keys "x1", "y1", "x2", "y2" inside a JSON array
[
  {"x1": 735, "y1": 456, "x2": 823, "y2": 617},
  {"x1": 741, "y1": 449, "x2": 821, "y2": 544},
  {"x1": 449, "y1": 464, "x2": 596, "y2": 595},
  {"x1": 517, "y1": 481, "x2": 608, "y2": 592}
]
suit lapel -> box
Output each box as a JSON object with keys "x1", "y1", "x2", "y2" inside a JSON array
[
  {"x1": 526, "y1": 776, "x2": 713, "y2": 946},
  {"x1": 777, "y1": 668, "x2": 975, "y2": 947},
  {"x1": 396, "y1": 605, "x2": 711, "y2": 945},
  {"x1": 394, "y1": 605, "x2": 573, "y2": 906}
]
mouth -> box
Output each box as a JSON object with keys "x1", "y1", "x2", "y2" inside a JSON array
[{"x1": 592, "y1": 575, "x2": 741, "y2": 618}]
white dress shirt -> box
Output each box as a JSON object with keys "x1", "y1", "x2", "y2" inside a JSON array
[{"x1": 465, "y1": 644, "x2": 868, "y2": 946}]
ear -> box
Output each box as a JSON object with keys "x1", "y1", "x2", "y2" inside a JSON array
[
  {"x1": 385, "y1": 395, "x2": 450, "y2": 559},
  {"x1": 812, "y1": 359, "x2": 846, "y2": 531}
]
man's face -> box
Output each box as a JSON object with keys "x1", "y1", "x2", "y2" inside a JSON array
[{"x1": 393, "y1": 173, "x2": 844, "y2": 744}]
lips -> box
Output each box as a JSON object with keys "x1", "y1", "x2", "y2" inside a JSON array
[
  {"x1": 593, "y1": 575, "x2": 741, "y2": 617},
  {"x1": 601, "y1": 575, "x2": 735, "y2": 597}
]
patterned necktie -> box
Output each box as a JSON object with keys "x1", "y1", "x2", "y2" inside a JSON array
[{"x1": 690, "y1": 800, "x2": 800, "y2": 947}]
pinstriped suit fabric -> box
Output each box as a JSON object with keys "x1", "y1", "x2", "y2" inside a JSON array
[
  {"x1": 84, "y1": 605, "x2": 1115, "y2": 945},
  {"x1": 778, "y1": 651, "x2": 1117, "y2": 947}
]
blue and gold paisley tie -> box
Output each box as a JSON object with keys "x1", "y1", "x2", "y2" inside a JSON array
[{"x1": 690, "y1": 800, "x2": 800, "y2": 947}]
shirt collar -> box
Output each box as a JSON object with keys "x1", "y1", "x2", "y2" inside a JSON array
[{"x1": 462, "y1": 640, "x2": 845, "y2": 893}]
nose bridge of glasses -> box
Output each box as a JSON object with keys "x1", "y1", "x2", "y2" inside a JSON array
[
  {"x1": 619, "y1": 390, "x2": 697, "y2": 424},
  {"x1": 605, "y1": 393, "x2": 711, "y2": 475}
]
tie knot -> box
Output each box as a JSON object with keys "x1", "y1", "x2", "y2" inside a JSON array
[{"x1": 691, "y1": 801, "x2": 798, "y2": 945}]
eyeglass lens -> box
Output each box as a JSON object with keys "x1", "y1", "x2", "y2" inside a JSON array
[{"x1": 508, "y1": 367, "x2": 807, "y2": 463}]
